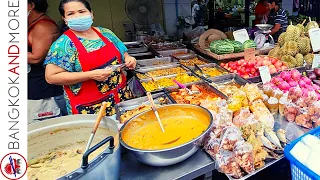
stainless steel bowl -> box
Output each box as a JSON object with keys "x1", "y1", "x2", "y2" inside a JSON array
[
  {"x1": 255, "y1": 24, "x2": 274, "y2": 31},
  {"x1": 119, "y1": 104, "x2": 213, "y2": 166}
]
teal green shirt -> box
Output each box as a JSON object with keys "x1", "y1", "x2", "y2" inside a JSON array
[{"x1": 44, "y1": 27, "x2": 128, "y2": 114}]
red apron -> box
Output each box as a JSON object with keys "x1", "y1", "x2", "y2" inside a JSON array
[{"x1": 64, "y1": 28, "x2": 132, "y2": 115}]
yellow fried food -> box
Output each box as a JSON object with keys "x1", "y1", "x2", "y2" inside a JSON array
[
  {"x1": 196, "y1": 67, "x2": 226, "y2": 77},
  {"x1": 179, "y1": 57, "x2": 207, "y2": 66},
  {"x1": 137, "y1": 67, "x2": 187, "y2": 79},
  {"x1": 141, "y1": 74, "x2": 200, "y2": 92}
]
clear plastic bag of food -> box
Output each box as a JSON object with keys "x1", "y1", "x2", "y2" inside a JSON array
[
  {"x1": 215, "y1": 150, "x2": 243, "y2": 179},
  {"x1": 303, "y1": 90, "x2": 318, "y2": 106},
  {"x1": 204, "y1": 136, "x2": 221, "y2": 158},
  {"x1": 233, "y1": 107, "x2": 256, "y2": 127},
  {"x1": 234, "y1": 141, "x2": 255, "y2": 174},
  {"x1": 284, "y1": 102, "x2": 299, "y2": 122},
  {"x1": 288, "y1": 86, "x2": 303, "y2": 103},
  {"x1": 309, "y1": 101, "x2": 320, "y2": 126},
  {"x1": 219, "y1": 126, "x2": 244, "y2": 151},
  {"x1": 295, "y1": 98, "x2": 308, "y2": 108},
  {"x1": 214, "y1": 107, "x2": 233, "y2": 127},
  {"x1": 296, "y1": 107, "x2": 312, "y2": 129}
]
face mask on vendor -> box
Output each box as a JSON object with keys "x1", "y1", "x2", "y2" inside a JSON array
[{"x1": 66, "y1": 15, "x2": 93, "y2": 32}]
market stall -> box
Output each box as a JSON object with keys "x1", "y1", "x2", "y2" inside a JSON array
[{"x1": 27, "y1": 23, "x2": 320, "y2": 180}]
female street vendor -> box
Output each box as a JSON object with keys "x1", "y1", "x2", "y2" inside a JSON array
[{"x1": 44, "y1": 0, "x2": 136, "y2": 116}]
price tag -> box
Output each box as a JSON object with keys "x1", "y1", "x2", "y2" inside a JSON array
[
  {"x1": 312, "y1": 54, "x2": 320, "y2": 69},
  {"x1": 309, "y1": 28, "x2": 320, "y2": 52},
  {"x1": 259, "y1": 66, "x2": 271, "y2": 84},
  {"x1": 233, "y1": 29, "x2": 250, "y2": 44},
  {"x1": 244, "y1": 48, "x2": 256, "y2": 61}
]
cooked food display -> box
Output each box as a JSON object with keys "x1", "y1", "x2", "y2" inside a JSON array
[
  {"x1": 120, "y1": 104, "x2": 152, "y2": 124},
  {"x1": 27, "y1": 127, "x2": 117, "y2": 180},
  {"x1": 119, "y1": 97, "x2": 169, "y2": 124},
  {"x1": 136, "y1": 67, "x2": 187, "y2": 79},
  {"x1": 170, "y1": 84, "x2": 219, "y2": 105},
  {"x1": 141, "y1": 73, "x2": 200, "y2": 92},
  {"x1": 179, "y1": 57, "x2": 207, "y2": 66},
  {"x1": 195, "y1": 67, "x2": 227, "y2": 77},
  {"x1": 121, "y1": 106, "x2": 210, "y2": 150}
]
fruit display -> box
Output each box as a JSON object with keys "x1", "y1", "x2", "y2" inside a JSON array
[
  {"x1": 179, "y1": 57, "x2": 208, "y2": 66},
  {"x1": 243, "y1": 40, "x2": 257, "y2": 49},
  {"x1": 220, "y1": 56, "x2": 288, "y2": 78},
  {"x1": 264, "y1": 69, "x2": 320, "y2": 99},
  {"x1": 141, "y1": 73, "x2": 200, "y2": 92},
  {"x1": 136, "y1": 67, "x2": 187, "y2": 79},
  {"x1": 305, "y1": 17, "x2": 319, "y2": 34},
  {"x1": 209, "y1": 39, "x2": 256, "y2": 55},
  {"x1": 268, "y1": 20, "x2": 315, "y2": 68},
  {"x1": 195, "y1": 67, "x2": 227, "y2": 77},
  {"x1": 306, "y1": 68, "x2": 320, "y2": 86},
  {"x1": 170, "y1": 84, "x2": 219, "y2": 105}
]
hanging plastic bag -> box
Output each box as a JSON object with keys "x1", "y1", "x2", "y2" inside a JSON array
[{"x1": 127, "y1": 76, "x2": 145, "y2": 98}]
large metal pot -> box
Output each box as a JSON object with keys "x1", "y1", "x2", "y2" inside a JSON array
[
  {"x1": 119, "y1": 104, "x2": 213, "y2": 166},
  {"x1": 28, "y1": 115, "x2": 120, "y2": 180}
]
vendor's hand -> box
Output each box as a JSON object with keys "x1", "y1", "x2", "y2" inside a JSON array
[
  {"x1": 90, "y1": 68, "x2": 112, "y2": 82},
  {"x1": 124, "y1": 55, "x2": 136, "y2": 70}
]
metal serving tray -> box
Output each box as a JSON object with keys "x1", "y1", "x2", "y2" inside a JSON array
[
  {"x1": 139, "y1": 72, "x2": 201, "y2": 94},
  {"x1": 115, "y1": 92, "x2": 174, "y2": 122},
  {"x1": 124, "y1": 41, "x2": 149, "y2": 54},
  {"x1": 157, "y1": 49, "x2": 194, "y2": 57},
  {"x1": 150, "y1": 42, "x2": 186, "y2": 51},
  {"x1": 136, "y1": 57, "x2": 179, "y2": 68},
  {"x1": 207, "y1": 73, "x2": 249, "y2": 85},
  {"x1": 177, "y1": 54, "x2": 213, "y2": 68},
  {"x1": 166, "y1": 81, "x2": 228, "y2": 101},
  {"x1": 135, "y1": 64, "x2": 190, "y2": 80}
]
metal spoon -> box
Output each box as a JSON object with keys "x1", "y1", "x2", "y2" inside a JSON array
[{"x1": 146, "y1": 92, "x2": 165, "y2": 132}]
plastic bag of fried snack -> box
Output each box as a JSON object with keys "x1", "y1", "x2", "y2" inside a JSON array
[
  {"x1": 295, "y1": 108, "x2": 312, "y2": 129},
  {"x1": 214, "y1": 110, "x2": 233, "y2": 128},
  {"x1": 288, "y1": 86, "x2": 303, "y2": 103},
  {"x1": 233, "y1": 107, "x2": 256, "y2": 127},
  {"x1": 234, "y1": 141, "x2": 255, "y2": 174},
  {"x1": 308, "y1": 101, "x2": 320, "y2": 127},
  {"x1": 303, "y1": 90, "x2": 318, "y2": 106},
  {"x1": 215, "y1": 150, "x2": 243, "y2": 178},
  {"x1": 204, "y1": 134, "x2": 221, "y2": 158},
  {"x1": 284, "y1": 102, "x2": 299, "y2": 122},
  {"x1": 219, "y1": 126, "x2": 244, "y2": 151}
]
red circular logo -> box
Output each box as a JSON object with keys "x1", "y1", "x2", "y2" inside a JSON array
[{"x1": 0, "y1": 153, "x2": 28, "y2": 180}]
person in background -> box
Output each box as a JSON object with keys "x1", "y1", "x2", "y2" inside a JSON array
[
  {"x1": 44, "y1": 0, "x2": 136, "y2": 116},
  {"x1": 255, "y1": 0, "x2": 269, "y2": 25},
  {"x1": 28, "y1": 0, "x2": 67, "y2": 124},
  {"x1": 192, "y1": 0, "x2": 202, "y2": 28},
  {"x1": 267, "y1": 0, "x2": 288, "y2": 42}
]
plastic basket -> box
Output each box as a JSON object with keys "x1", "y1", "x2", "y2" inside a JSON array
[{"x1": 284, "y1": 127, "x2": 320, "y2": 180}]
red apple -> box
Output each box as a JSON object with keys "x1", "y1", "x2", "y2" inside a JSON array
[
  {"x1": 270, "y1": 68, "x2": 277, "y2": 74},
  {"x1": 243, "y1": 75, "x2": 250, "y2": 79}
]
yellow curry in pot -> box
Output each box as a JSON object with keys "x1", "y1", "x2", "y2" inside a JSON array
[{"x1": 121, "y1": 106, "x2": 210, "y2": 150}]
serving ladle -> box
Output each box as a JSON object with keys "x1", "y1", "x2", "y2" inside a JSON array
[{"x1": 146, "y1": 92, "x2": 165, "y2": 132}]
